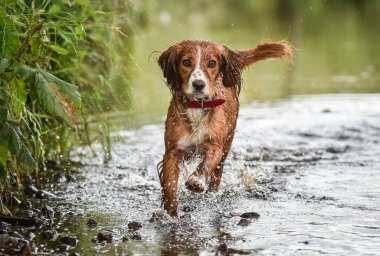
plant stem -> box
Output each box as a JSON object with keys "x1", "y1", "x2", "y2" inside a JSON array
[{"x1": 12, "y1": 21, "x2": 44, "y2": 63}]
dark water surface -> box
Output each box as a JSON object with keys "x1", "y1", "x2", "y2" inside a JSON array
[{"x1": 40, "y1": 94, "x2": 379, "y2": 255}]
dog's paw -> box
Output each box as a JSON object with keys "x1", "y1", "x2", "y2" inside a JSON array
[{"x1": 185, "y1": 174, "x2": 206, "y2": 193}]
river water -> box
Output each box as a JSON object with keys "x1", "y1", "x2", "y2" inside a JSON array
[{"x1": 42, "y1": 94, "x2": 380, "y2": 255}]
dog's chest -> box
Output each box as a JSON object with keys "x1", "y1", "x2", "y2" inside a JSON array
[{"x1": 177, "y1": 109, "x2": 209, "y2": 150}]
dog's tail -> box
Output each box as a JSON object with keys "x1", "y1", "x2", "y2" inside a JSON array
[{"x1": 239, "y1": 42, "x2": 293, "y2": 67}]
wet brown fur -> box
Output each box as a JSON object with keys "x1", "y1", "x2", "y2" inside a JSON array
[{"x1": 157, "y1": 40, "x2": 292, "y2": 217}]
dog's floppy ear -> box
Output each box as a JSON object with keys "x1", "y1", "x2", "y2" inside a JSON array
[
  {"x1": 221, "y1": 47, "x2": 244, "y2": 93},
  {"x1": 158, "y1": 45, "x2": 182, "y2": 91}
]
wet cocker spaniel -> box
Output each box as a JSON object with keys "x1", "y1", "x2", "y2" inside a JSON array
[{"x1": 157, "y1": 40, "x2": 292, "y2": 217}]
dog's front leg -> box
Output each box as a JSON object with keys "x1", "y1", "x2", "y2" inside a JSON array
[
  {"x1": 159, "y1": 149, "x2": 184, "y2": 218},
  {"x1": 185, "y1": 144, "x2": 223, "y2": 193}
]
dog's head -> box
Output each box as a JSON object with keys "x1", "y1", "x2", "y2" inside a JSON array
[
  {"x1": 158, "y1": 40, "x2": 292, "y2": 100},
  {"x1": 158, "y1": 40, "x2": 243, "y2": 100}
]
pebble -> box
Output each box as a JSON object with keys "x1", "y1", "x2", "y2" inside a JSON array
[
  {"x1": 218, "y1": 242, "x2": 228, "y2": 253},
  {"x1": 41, "y1": 205, "x2": 54, "y2": 219},
  {"x1": 0, "y1": 233, "x2": 31, "y2": 255},
  {"x1": 128, "y1": 221, "x2": 142, "y2": 231},
  {"x1": 240, "y1": 212, "x2": 260, "y2": 219},
  {"x1": 59, "y1": 235, "x2": 78, "y2": 246},
  {"x1": 87, "y1": 218, "x2": 98, "y2": 228},
  {"x1": 41, "y1": 230, "x2": 55, "y2": 240},
  {"x1": 237, "y1": 218, "x2": 251, "y2": 227},
  {"x1": 97, "y1": 231, "x2": 113, "y2": 243}
]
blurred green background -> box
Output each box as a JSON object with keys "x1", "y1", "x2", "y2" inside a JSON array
[{"x1": 129, "y1": 0, "x2": 380, "y2": 116}]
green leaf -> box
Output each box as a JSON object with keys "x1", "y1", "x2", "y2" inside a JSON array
[
  {"x1": 0, "y1": 105, "x2": 7, "y2": 122},
  {"x1": 16, "y1": 64, "x2": 36, "y2": 80},
  {"x1": 34, "y1": 73, "x2": 78, "y2": 127},
  {"x1": 14, "y1": 64, "x2": 81, "y2": 127},
  {"x1": 0, "y1": 120, "x2": 9, "y2": 142},
  {"x1": 9, "y1": 79, "x2": 26, "y2": 119},
  {"x1": 7, "y1": 122, "x2": 36, "y2": 171},
  {"x1": 36, "y1": 68, "x2": 81, "y2": 107},
  {"x1": 50, "y1": 44, "x2": 69, "y2": 55},
  {"x1": 7, "y1": 123, "x2": 22, "y2": 154},
  {"x1": 0, "y1": 34, "x2": 20, "y2": 59},
  {"x1": 0, "y1": 120, "x2": 36, "y2": 172},
  {"x1": 0, "y1": 58, "x2": 10, "y2": 73}
]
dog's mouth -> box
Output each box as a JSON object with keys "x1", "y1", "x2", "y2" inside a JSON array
[{"x1": 187, "y1": 93, "x2": 212, "y2": 101}]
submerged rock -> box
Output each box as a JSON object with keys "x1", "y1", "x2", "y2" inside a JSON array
[
  {"x1": 41, "y1": 230, "x2": 56, "y2": 240},
  {"x1": 87, "y1": 218, "x2": 98, "y2": 228},
  {"x1": 59, "y1": 235, "x2": 78, "y2": 247},
  {"x1": 218, "y1": 242, "x2": 228, "y2": 253},
  {"x1": 128, "y1": 221, "x2": 142, "y2": 231},
  {"x1": 240, "y1": 212, "x2": 260, "y2": 219},
  {"x1": 0, "y1": 233, "x2": 31, "y2": 256},
  {"x1": 97, "y1": 231, "x2": 113, "y2": 243},
  {"x1": 41, "y1": 205, "x2": 54, "y2": 219},
  {"x1": 237, "y1": 218, "x2": 251, "y2": 227}
]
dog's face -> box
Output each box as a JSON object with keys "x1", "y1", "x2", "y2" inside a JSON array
[{"x1": 158, "y1": 40, "x2": 243, "y2": 100}]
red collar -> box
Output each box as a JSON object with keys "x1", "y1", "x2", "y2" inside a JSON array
[{"x1": 186, "y1": 99, "x2": 225, "y2": 109}]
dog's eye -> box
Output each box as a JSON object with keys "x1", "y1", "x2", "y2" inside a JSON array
[
  {"x1": 208, "y1": 60, "x2": 216, "y2": 68},
  {"x1": 182, "y1": 59, "x2": 191, "y2": 67}
]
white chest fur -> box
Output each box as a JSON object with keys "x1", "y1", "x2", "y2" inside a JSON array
[{"x1": 177, "y1": 109, "x2": 209, "y2": 151}]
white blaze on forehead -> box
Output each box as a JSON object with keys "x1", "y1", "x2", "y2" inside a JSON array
[
  {"x1": 195, "y1": 46, "x2": 201, "y2": 68},
  {"x1": 188, "y1": 45, "x2": 209, "y2": 95}
]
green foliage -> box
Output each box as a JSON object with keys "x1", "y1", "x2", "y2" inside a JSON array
[
  {"x1": 16, "y1": 64, "x2": 81, "y2": 127},
  {"x1": 0, "y1": 0, "x2": 141, "y2": 204}
]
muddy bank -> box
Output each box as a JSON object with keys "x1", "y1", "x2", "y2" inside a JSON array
[{"x1": 1, "y1": 94, "x2": 380, "y2": 255}]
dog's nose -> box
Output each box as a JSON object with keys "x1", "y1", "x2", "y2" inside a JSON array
[{"x1": 192, "y1": 80, "x2": 206, "y2": 91}]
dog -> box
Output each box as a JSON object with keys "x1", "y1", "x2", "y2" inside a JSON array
[{"x1": 157, "y1": 40, "x2": 292, "y2": 217}]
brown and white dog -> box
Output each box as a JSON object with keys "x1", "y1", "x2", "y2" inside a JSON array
[{"x1": 157, "y1": 40, "x2": 292, "y2": 217}]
